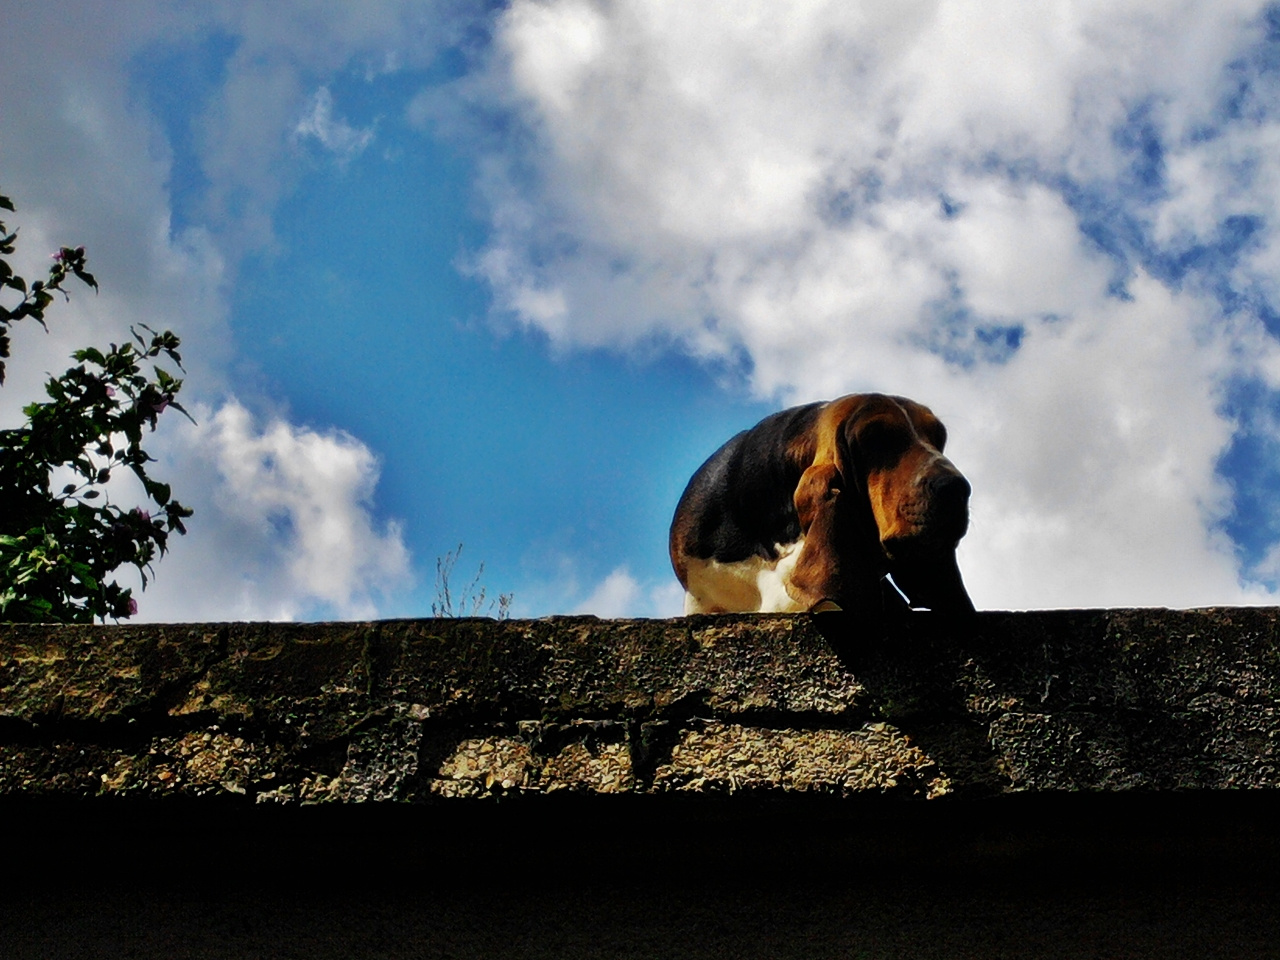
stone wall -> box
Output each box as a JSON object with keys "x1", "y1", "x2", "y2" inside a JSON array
[{"x1": 3, "y1": 608, "x2": 1279, "y2": 803}]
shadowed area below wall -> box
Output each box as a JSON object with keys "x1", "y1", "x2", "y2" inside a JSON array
[{"x1": 4, "y1": 793, "x2": 1280, "y2": 959}]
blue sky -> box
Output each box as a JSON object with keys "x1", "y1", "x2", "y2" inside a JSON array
[{"x1": 5, "y1": 1, "x2": 1280, "y2": 619}]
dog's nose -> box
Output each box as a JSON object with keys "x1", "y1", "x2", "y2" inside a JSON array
[{"x1": 928, "y1": 472, "x2": 971, "y2": 510}]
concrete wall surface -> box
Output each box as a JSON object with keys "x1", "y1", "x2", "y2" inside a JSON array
[{"x1": 3, "y1": 610, "x2": 1280, "y2": 958}]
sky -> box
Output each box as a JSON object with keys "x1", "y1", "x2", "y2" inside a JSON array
[{"x1": 4, "y1": 1, "x2": 1280, "y2": 621}]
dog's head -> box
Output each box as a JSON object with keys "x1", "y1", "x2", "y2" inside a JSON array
[
  {"x1": 832, "y1": 394, "x2": 973, "y2": 614},
  {"x1": 840, "y1": 394, "x2": 970, "y2": 552}
]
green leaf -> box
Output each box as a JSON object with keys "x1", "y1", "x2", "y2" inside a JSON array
[
  {"x1": 168, "y1": 399, "x2": 196, "y2": 424},
  {"x1": 147, "y1": 481, "x2": 171, "y2": 506}
]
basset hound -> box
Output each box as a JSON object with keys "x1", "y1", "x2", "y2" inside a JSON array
[{"x1": 670, "y1": 394, "x2": 974, "y2": 621}]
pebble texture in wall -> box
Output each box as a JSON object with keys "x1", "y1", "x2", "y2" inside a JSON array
[{"x1": 2, "y1": 609, "x2": 1279, "y2": 803}]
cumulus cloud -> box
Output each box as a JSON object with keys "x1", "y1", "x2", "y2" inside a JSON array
[
  {"x1": 465, "y1": 0, "x2": 1280, "y2": 609},
  {"x1": 573, "y1": 567, "x2": 641, "y2": 617},
  {"x1": 573, "y1": 566, "x2": 685, "y2": 618},
  {"x1": 136, "y1": 400, "x2": 410, "y2": 621}
]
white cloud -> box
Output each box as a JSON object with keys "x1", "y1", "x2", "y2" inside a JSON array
[
  {"x1": 294, "y1": 86, "x2": 375, "y2": 162},
  {"x1": 574, "y1": 566, "x2": 640, "y2": 618},
  {"x1": 134, "y1": 400, "x2": 411, "y2": 621},
  {"x1": 470, "y1": 0, "x2": 1280, "y2": 608},
  {"x1": 948, "y1": 273, "x2": 1257, "y2": 609},
  {"x1": 573, "y1": 566, "x2": 686, "y2": 618}
]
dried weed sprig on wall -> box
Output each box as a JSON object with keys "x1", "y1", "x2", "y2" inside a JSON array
[{"x1": 432, "y1": 543, "x2": 512, "y2": 619}]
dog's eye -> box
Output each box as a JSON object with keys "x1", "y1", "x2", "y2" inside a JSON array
[
  {"x1": 916, "y1": 417, "x2": 947, "y2": 451},
  {"x1": 855, "y1": 418, "x2": 910, "y2": 465}
]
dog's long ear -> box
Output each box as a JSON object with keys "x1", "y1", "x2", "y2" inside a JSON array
[
  {"x1": 887, "y1": 551, "x2": 975, "y2": 617},
  {"x1": 832, "y1": 400, "x2": 866, "y2": 496},
  {"x1": 788, "y1": 398, "x2": 883, "y2": 616},
  {"x1": 790, "y1": 459, "x2": 887, "y2": 628},
  {"x1": 805, "y1": 395, "x2": 867, "y2": 496}
]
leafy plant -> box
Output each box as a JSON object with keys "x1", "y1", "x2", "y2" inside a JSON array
[
  {"x1": 0, "y1": 190, "x2": 192, "y2": 622},
  {"x1": 432, "y1": 543, "x2": 512, "y2": 619}
]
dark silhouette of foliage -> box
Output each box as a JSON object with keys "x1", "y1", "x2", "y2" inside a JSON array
[{"x1": 0, "y1": 190, "x2": 192, "y2": 622}]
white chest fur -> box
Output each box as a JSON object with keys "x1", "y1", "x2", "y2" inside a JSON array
[{"x1": 681, "y1": 539, "x2": 808, "y2": 614}]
